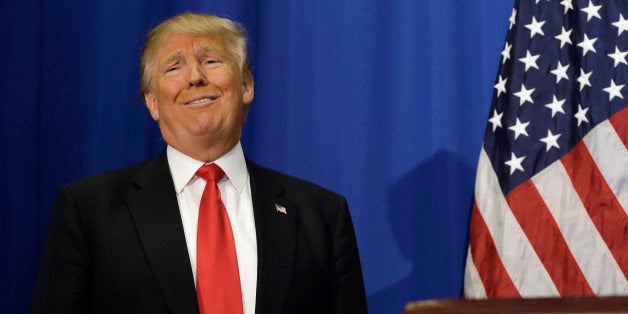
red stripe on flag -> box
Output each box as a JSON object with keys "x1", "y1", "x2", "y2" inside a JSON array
[
  {"x1": 609, "y1": 105, "x2": 628, "y2": 148},
  {"x1": 469, "y1": 201, "x2": 520, "y2": 298},
  {"x1": 561, "y1": 141, "x2": 628, "y2": 279},
  {"x1": 505, "y1": 181, "x2": 594, "y2": 296}
]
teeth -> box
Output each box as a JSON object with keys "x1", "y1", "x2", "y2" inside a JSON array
[{"x1": 188, "y1": 97, "x2": 214, "y2": 105}]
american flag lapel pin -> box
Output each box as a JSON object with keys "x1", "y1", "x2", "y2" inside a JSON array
[{"x1": 275, "y1": 203, "x2": 287, "y2": 215}]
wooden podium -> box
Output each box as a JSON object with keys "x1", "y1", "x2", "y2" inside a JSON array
[{"x1": 403, "y1": 296, "x2": 628, "y2": 313}]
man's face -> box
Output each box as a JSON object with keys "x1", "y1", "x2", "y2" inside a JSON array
[{"x1": 144, "y1": 33, "x2": 253, "y2": 159}]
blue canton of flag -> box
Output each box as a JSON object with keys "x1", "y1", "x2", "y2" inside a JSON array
[{"x1": 465, "y1": 0, "x2": 628, "y2": 298}]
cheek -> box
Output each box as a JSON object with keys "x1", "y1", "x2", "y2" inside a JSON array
[
  {"x1": 159, "y1": 88, "x2": 179, "y2": 102},
  {"x1": 156, "y1": 77, "x2": 185, "y2": 100}
]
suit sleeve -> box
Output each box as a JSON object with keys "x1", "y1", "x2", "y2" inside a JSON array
[
  {"x1": 331, "y1": 197, "x2": 368, "y2": 314},
  {"x1": 31, "y1": 186, "x2": 91, "y2": 314}
]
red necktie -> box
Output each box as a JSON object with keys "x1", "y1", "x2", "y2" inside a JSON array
[{"x1": 195, "y1": 164, "x2": 243, "y2": 314}]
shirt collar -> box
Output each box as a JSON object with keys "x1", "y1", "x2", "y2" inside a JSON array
[{"x1": 166, "y1": 142, "x2": 249, "y2": 194}]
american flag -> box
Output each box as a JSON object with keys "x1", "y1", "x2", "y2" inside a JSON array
[
  {"x1": 275, "y1": 203, "x2": 287, "y2": 215},
  {"x1": 464, "y1": 0, "x2": 628, "y2": 298}
]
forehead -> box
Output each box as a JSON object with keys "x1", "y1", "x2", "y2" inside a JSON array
[{"x1": 155, "y1": 33, "x2": 230, "y2": 61}]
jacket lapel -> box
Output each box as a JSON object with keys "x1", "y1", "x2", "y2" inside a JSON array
[
  {"x1": 126, "y1": 153, "x2": 199, "y2": 314},
  {"x1": 248, "y1": 161, "x2": 297, "y2": 314}
]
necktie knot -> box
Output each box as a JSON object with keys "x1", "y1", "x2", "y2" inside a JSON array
[{"x1": 196, "y1": 164, "x2": 225, "y2": 182}]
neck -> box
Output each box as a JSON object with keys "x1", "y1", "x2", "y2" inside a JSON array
[{"x1": 169, "y1": 138, "x2": 238, "y2": 163}]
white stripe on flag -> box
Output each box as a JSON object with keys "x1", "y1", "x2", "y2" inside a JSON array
[
  {"x1": 464, "y1": 247, "x2": 487, "y2": 299},
  {"x1": 475, "y1": 149, "x2": 559, "y2": 297},
  {"x1": 532, "y1": 160, "x2": 628, "y2": 295},
  {"x1": 583, "y1": 120, "x2": 628, "y2": 215}
]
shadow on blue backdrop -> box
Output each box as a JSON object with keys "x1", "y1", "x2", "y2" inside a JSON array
[{"x1": 368, "y1": 150, "x2": 474, "y2": 313}]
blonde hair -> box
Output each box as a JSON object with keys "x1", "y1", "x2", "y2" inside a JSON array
[{"x1": 140, "y1": 12, "x2": 251, "y2": 94}]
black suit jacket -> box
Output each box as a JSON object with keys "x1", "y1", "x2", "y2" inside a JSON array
[{"x1": 31, "y1": 152, "x2": 367, "y2": 313}]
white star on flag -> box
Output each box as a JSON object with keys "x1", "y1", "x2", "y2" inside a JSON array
[
  {"x1": 577, "y1": 69, "x2": 593, "y2": 91},
  {"x1": 488, "y1": 110, "x2": 503, "y2": 132},
  {"x1": 519, "y1": 50, "x2": 540, "y2": 71},
  {"x1": 508, "y1": 118, "x2": 530, "y2": 140},
  {"x1": 545, "y1": 95, "x2": 566, "y2": 117},
  {"x1": 505, "y1": 152, "x2": 525, "y2": 175},
  {"x1": 612, "y1": 13, "x2": 628, "y2": 36},
  {"x1": 501, "y1": 42, "x2": 512, "y2": 64},
  {"x1": 509, "y1": 9, "x2": 517, "y2": 30},
  {"x1": 581, "y1": 0, "x2": 602, "y2": 22},
  {"x1": 578, "y1": 34, "x2": 597, "y2": 56},
  {"x1": 574, "y1": 104, "x2": 589, "y2": 126},
  {"x1": 603, "y1": 79, "x2": 625, "y2": 100},
  {"x1": 525, "y1": 17, "x2": 546, "y2": 38},
  {"x1": 494, "y1": 75, "x2": 507, "y2": 97},
  {"x1": 539, "y1": 130, "x2": 561, "y2": 151},
  {"x1": 555, "y1": 27, "x2": 572, "y2": 48},
  {"x1": 513, "y1": 84, "x2": 535, "y2": 106},
  {"x1": 550, "y1": 62, "x2": 569, "y2": 83},
  {"x1": 608, "y1": 47, "x2": 628, "y2": 67},
  {"x1": 560, "y1": 0, "x2": 573, "y2": 14}
]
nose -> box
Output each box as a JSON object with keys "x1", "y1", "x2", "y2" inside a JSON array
[{"x1": 187, "y1": 62, "x2": 207, "y2": 88}]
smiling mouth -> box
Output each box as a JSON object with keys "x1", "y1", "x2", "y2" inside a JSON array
[{"x1": 185, "y1": 97, "x2": 217, "y2": 105}]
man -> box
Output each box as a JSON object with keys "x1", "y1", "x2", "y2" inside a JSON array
[{"x1": 31, "y1": 13, "x2": 367, "y2": 314}]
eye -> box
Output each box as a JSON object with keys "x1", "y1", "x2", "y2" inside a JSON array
[
  {"x1": 164, "y1": 63, "x2": 181, "y2": 74},
  {"x1": 203, "y1": 55, "x2": 223, "y2": 66}
]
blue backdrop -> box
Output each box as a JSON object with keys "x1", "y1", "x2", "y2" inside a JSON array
[{"x1": 0, "y1": 0, "x2": 513, "y2": 313}]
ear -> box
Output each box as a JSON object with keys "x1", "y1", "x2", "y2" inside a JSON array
[
  {"x1": 143, "y1": 91, "x2": 160, "y2": 121},
  {"x1": 242, "y1": 72, "x2": 254, "y2": 105}
]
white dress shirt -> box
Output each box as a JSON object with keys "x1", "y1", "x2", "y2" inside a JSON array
[{"x1": 166, "y1": 143, "x2": 257, "y2": 314}]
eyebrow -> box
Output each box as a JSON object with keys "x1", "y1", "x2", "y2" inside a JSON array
[
  {"x1": 161, "y1": 51, "x2": 184, "y2": 68},
  {"x1": 198, "y1": 45, "x2": 229, "y2": 59}
]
